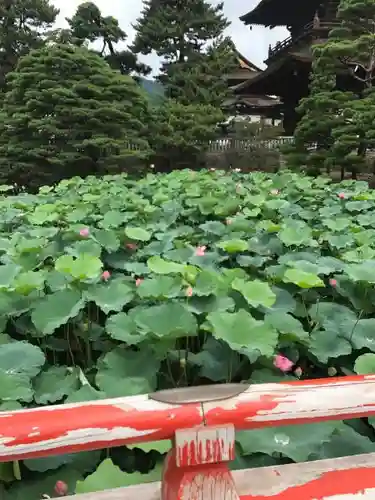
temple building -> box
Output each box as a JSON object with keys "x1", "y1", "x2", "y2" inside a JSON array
[
  {"x1": 224, "y1": 49, "x2": 282, "y2": 126},
  {"x1": 236, "y1": 0, "x2": 342, "y2": 134}
]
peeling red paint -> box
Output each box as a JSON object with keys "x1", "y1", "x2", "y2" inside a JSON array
[
  {"x1": 0, "y1": 400, "x2": 203, "y2": 461},
  {"x1": 175, "y1": 425, "x2": 234, "y2": 468},
  {"x1": 164, "y1": 448, "x2": 239, "y2": 500},
  {"x1": 177, "y1": 443, "x2": 188, "y2": 468},
  {"x1": 242, "y1": 466, "x2": 375, "y2": 499},
  {"x1": 3, "y1": 375, "x2": 375, "y2": 461},
  {"x1": 277, "y1": 375, "x2": 368, "y2": 387},
  {"x1": 203, "y1": 375, "x2": 375, "y2": 429}
]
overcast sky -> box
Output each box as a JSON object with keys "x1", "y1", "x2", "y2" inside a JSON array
[{"x1": 51, "y1": 0, "x2": 287, "y2": 71}]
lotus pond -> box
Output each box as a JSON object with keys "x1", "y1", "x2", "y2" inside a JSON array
[{"x1": 2, "y1": 169, "x2": 375, "y2": 498}]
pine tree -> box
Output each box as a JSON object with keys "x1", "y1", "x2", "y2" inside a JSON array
[
  {"x1": 132, "y1": 0, "x2": 229, "y2": 60},
  {"x1": 163, "y1": 36, "x2": 237, "y2": 107},
  {"x1": 132, "y1": 0, "x2": 235, "y2": 167},
  {"x1": 0, "y1": 44, "x2": 151, "y2": 188},
  {"x1": 288, "y1": 0, "x2": 375, "y2": 178},
  {"x1": 132, "y1": 0, "x2": 233, "y2": 106},
  {"x1": 0, "y1": 0, "x2": 58, "y2": 90},
  {"x1": 287, "y1": 54, "x2": 357, "y2": 176},
  {"x1": 67, "y1": 2, "x2": 150, "y2": 76}
]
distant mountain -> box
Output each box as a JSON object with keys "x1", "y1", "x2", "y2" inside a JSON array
[{"x1": 139, "y1": 77, "x2": 165, "y2": 105}]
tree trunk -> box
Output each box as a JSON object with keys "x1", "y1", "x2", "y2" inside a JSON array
[{"x1": 340, "y1": 164, "x2": 345, "y2": 180}]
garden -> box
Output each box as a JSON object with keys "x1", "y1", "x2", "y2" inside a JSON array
[{"x1": 2, "y1": 169, "x2": 375, "y2": 497}]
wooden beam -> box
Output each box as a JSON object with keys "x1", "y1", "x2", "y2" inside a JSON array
[
  {"x1": 0, "y1": 396, "x2": 203, "y2": 461},
  {"x1": 203, "y1": 375, "x2": 375, "y2": 429},
  {"x1": 64, "y1": 453, "x2": 375, "y2": 499},
  {"x1": 2, "y1": 376, "x2": 375, "y2": 461}
]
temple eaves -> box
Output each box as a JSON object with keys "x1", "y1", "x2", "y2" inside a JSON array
[
  {"x1": 222, "y1": 94, "x2": 281, "y2": 110},
  {"x1": 235, "y1": 49, "x2": 262, "y2": 72},
  {"x1": 240, "y1": 0, "x2": 275, "y2": 26},
  {"x1": 231, "y1": 56, "x2": 288, "y2": 96},
  {"x1": 240, "y1": 0, "x2": 321, "y2": 28}
]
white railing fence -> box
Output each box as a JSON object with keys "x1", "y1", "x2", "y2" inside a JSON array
[{"x1": 124, "y1": 136, "x2": 295, "y2": 153}]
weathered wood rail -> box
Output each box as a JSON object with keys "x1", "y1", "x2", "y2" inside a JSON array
[
  {"x1": 267, "y1": 21, "x2": 339, "y2": 61},
  {"x1": 2, "y1": 375, "x2": 375, "y2": 498}
]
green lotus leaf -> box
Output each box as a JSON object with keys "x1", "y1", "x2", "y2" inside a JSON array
[
  {"x1": 207, "y1": 309, "x2": 278, "y2": 362},
  {"x1": 32, "y1": 289, "x2": 86, "y2": 335},
  {"x1": 232, "y1": 278, "x2": 276, "y2": 308},
  {"x1": 96, "y1": 347, "x2": 160, "y2": 397},
  {"x1": 75, "y1": 458, "x2": 162, "y2": 494},
  {"x1": 125, "y1": 226, "x2": 151, "y2": 241},
  {"x1": 55, "y1": 254, "x2": 103, "y2": 280},
  {"x1": 354, "y1": 353, "x2": 375, "y2": 374},
  {"x1": 85, "y1": 278, "x2": 134, "y2": 313},
  {"x1": 283, "y1": 268, "x2": 324, "y2": 288},
  {"x1": 216, "y1": 239, "x2": 248, "y2": 253},
  {"x1": 147, "y1": 255, "x2": 185, "y2": 274}
]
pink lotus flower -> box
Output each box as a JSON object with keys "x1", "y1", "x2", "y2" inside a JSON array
[
  {"x1": 195, "y1": 245, "x2": 206, "y2": 257},
  {"x1": 186, "y1": 286, "x2": 193, "y2": 297},
  {"x1": 126, "y1": 243, "x2": 138, "y2": 250},
  {"x1": 329, "y1": 278, "x2": 337, "y2": 287},
  {"x1": 54, "y1": 480, "x2": 68, "y2": 496},
  {"x1": 101, "y1": 270, "x2": 111, "y2": 281},
  {"x1": 79, "y1": 228, "x2": 89, "y2": 237},
  {"x1": 294, "y1": 367, "x2": 303, "y2": 378},
  {"x1": 338, "y1": 192, "x2": 345, "y2": 199},
  {"x1": 274, "y1": 354, "x2": 294, "y2": 372},
  {"x1": 270, "y1": 189, "x2": 279, "y2": 195},
  {"x1": 135, "y1": 278, "x2": 143, "y2": 287}
]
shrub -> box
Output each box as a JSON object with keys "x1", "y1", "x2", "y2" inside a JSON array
[
  {"x1": 2, "y1": 170, "x2": 375, "y2": 497},
  {"x1": 0, "y1": 44, "x2": 151, "y2": 189},
  {"x1": 149, "y1": 100, "x2": 223, "y2": 170}
]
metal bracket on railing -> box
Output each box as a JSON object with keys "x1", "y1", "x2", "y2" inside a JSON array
[
  {"x1": 149, "y1": 383, "x2": 249, "y2": 405},
  {"x1": 149, "y1": 385, "x2": 249, "y2": 500}
]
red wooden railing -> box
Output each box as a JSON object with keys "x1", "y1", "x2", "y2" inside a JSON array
[{"x1": 2, "y1": 375, "x2": 375, "y2": 498}]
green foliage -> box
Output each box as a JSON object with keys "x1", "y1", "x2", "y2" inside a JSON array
[
  {"x1": 0, "y1": 0, "x2": 58, "y2": 90},
  {"x1": 288, "y1": 0, "x2": 375, "y2": 177},
  {"x1": 149, "y1": 99, "x2": 223, "y2": 168},
  {"x1": 67, "y1": 2, "x2": 150, "y2": 76},
  {"x1": 132, "y1": 0, "x2": 235, "y2": 165},
  {"x1": 139, "y1": 77, "x2": 165, "y2": 106},
  {"x1": 225, "y1": 120, "x2": 284, "y2": 140},
  {"x1": 132, "y1": 0, "x2": 229, "y2": 61},
  {"x1": 75, "y1": 459, "x2": 163, "y2": 494},
  {"x1": 2, "y1": 170, "x2": 375, "y2": 496},
  {"x1": 132, "y1": 0, "x2": 233, "y2": 106},
  {"x1": 162, "y1": 37, "x2": 237, "y2": 108},
  {"x1": 219, "y1": 120, "x2": 284, "y2": 172},
  {"x1": 0, "y1": 43, "x2": 151, "y2": 188}
]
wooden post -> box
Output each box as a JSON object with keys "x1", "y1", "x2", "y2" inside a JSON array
[{"x1": 162, "y1": 425, "x2": 239, "y2": 500}]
